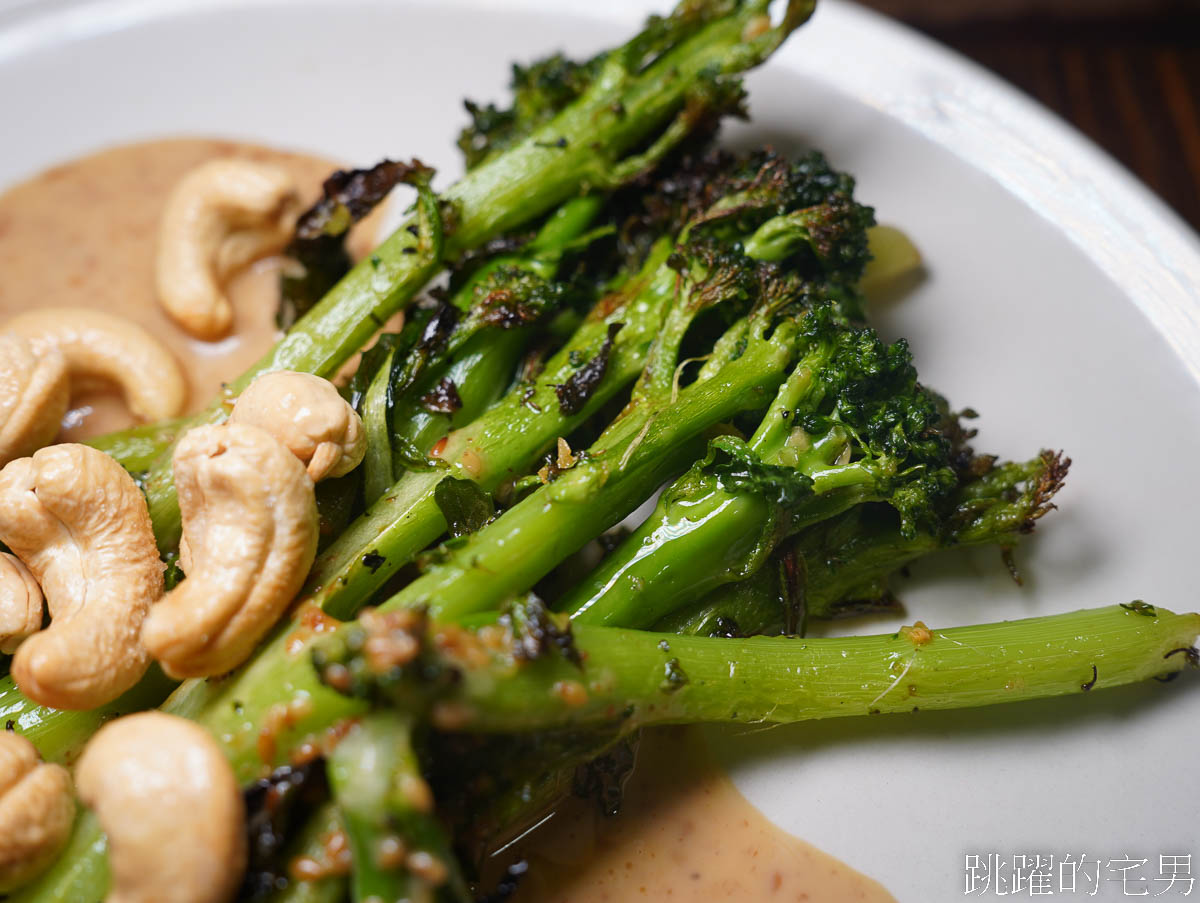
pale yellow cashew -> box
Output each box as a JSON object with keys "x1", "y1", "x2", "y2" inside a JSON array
[
  {"x1": 0, "y1": 334, "x2": 69, "y2": 467},
  {"x1": 230, "y1": 371, "x2": 366, "y2": 481},
  {"x1": 0, "y1": 731, "x2": 74, "y2": 893},
  {"x1": 0, "y1": 444, "x2": 162, "y2": 710},
  {"x1": 4, "y1": 308, "x2": 186, "y2": 421},
  {"x1": 142, "y1": 423, "x2": 318, "y2": 678},
  {"x1": 76, "y1": 712, "x2": 246, "y2": 903},
  {"x1": 0, "y1": 553, "x2": 43, "y2": 655},
  {"x1": 156, "y1": 159, "x2": 299, "y2": 340}
]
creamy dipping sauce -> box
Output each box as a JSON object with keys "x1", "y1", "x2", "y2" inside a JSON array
[
  {"x1": 0, "y1": 140, "x2": 894, "y2": 903},
  {"x1": 496, "y1": 728, "x2": 895, "y2": 903},
  {"x1": 0, "y1": 138, "x2": 376, "y2": 440}
]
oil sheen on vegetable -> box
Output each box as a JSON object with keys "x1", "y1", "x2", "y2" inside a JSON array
[{"x1": 0, "y1": 140, "x2": 894, "y2": 902}]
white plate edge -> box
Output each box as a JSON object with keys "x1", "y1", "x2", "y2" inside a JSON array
[{"x1": 3, "y1": 0, "x2": 1198, "y2": 393}]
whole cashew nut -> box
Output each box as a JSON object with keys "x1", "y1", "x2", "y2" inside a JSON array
[
  {"x1": 156, "y1": 159, "x2": 300, "y2": 340},
  {"x1": 0, "y1": 334, "x2": 69, "y2": 467},
  {"x1": 0, "y1": 553, "x2": 43, "y2": 655},
  {"x1": 229, "y1": 371, "x2": 366, "y2": 481},
  {"x1": 141, "y1": 423, "x2": 318, "y2": 678},
  {"x1": 0, "y1": 731, "x2": 74, "y2": 893},
  {"x1": 0, "y1": 444, "x2": 162, "y2": 710},
  {"x1": 4, "y1": 308, "x2": 187, "y2": 422},
  {"x1": 75, "y1": 712, "x2": 246, "y2": 903}
]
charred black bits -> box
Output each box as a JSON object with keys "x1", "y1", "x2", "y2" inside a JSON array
[
  {"x1": 279, "y1": 159, "x2": 434, "y2": 329},
  {"x1": 420, "y1": 377, "x2": 463, "y2": 415},
  {"x1": 573, "y1": 736, "x2": 637, "y2": 818},
  {"x1": 477, "y1": 859, "x2": 531, "y2": 903},
  {"x1": 554, "y1": 322, "x2": 623, "y2": 415},
  {"x1": 1081, "y1": 664, "x2": 1098, "y2": 692},
  {"x1": 361, "y1": 550, "x2": 386, "y2": 574},
  {"x1": 419, "y1": 302, "x2": 460, "y2": 354},
  {"x1": 1120, "y1": 600, "x2": 1157, "y2": 617},
  {"x1": 660, "y1": 658, "x2": 689, "y2": 693},
  {"x1": 502, "y1": 595, "x2": 581, "y2": 666},
  {"x1": 240, "y1": 761, "x2": 329, "y2": 901},
  {"x1": 433, "y1": 477, "x2": 495, "y2": 538}
]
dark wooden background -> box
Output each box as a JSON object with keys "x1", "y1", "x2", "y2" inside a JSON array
[{"x1": 858, "y1": 1, "x2": 1200, "y2": 232}]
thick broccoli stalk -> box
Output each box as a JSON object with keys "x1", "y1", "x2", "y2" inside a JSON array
[{"x1": 135, "y1": 0, "x2": 816, "y2": 552}]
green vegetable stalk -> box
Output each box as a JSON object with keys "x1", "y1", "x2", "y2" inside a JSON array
[
  {"x1": 304, "y1": 146, "x2": 868, "y2": 620},
  {"x1": 559, "y1": 306, "x2": 955, "y2": 629},
  {"x1": 264, "y1": 803, "x2": 349, "y2": 903},
  {"x1": 136, "y1": 0, "x2": 815, "y2": 551},
  {"x1": 657, "y1": 451, "x2": 1070, "y2": 636},
  {"x1": 327, "y1": 714, "x2": 467, "y2": 903},
  {"x1": 357, "y1": 194, "x2": 604, "y2": 504},
  {"x1": 324, "y1": 602, "x2": 1200, "y2": 734}
]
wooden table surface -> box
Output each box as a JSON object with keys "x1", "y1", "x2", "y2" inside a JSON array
[{"x1": 884, "y1": 10, "x2": 1200, "y2": 233}]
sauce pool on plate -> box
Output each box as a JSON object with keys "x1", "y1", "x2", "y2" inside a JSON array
[
  {"x1": 0, "y1": 138, "x2": 375, "y2": 439},
  {"x1": 491, "y1": 727, "x2": 895, "y2": 903},
  {"x1": 0, "y1": 139, "x2": 895, "y2": 903}
]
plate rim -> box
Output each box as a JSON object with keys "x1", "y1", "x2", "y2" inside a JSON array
[{"x1": 3, "y1": 0, "x2": 1197, "y2": 387}]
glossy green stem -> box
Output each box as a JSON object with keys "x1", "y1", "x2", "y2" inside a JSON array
[
  {"x1": 559, "y1": 346, "x2": 865, "y2": 628},
  {"x1": 438, "y1": 606, "x2": 1200, "y2": 732},
  {"x1": 265, "y1": 803, "x2": 349, "y2": 903},
  {"x1": 379, "y1": 318, "x2": 799, "y2": 622},
  {"x1": 84, "y1": 417, "x2": 188, "y2": 474},
  {"x1": 135, "y1": 0, "x2": 811, "y2": 553},
  {"x1": 0, "y1": 666, "x2": 176, "y2": 764},
  {"x1": 303, "y1": 240, "x2": 677, "y2": 619},
  {"x1": 328, "y1": 714, "x2": 466, "y2": 903},
  {"x1": 657, "y1": 454, "x2": 1066, "y2": 635},
  {"x1": 363, "y1": 195, "x2": 605, "y2": 505}
]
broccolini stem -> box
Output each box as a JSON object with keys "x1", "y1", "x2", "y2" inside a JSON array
[
  {"x1": 134, "y1": 0, "x2": 812, "y2": 552},
  {"x1": 264, "y1": 803, "x2": 349, "y2": 903},
  {"x1": 391, "y1": 605, "x2": 1200, "y2": 733},
  {"x1": 360, "y1": 195, "x2": 605, "y2": 504},
  {"x1": 0, "y1": 666, "x2": 176, "y2": 763},
  {"x1": 559, "y1": 317, "x2": 943, "y2": 629},
  {"x1": 328, "y1": 714, "x2": 467, "y2": 903},
  {"x1": 84, "y1": 417, "x2": 188, "y2": 474},
  {"x1": 302, "y1": 239, "x2": 679, "y2": 619},
  {"x1": 377, "y1": 316, "x2": 801, "y2": 623},
  {"x1": 656, "y1": 451, "x2": 1071, "y2": 635}
]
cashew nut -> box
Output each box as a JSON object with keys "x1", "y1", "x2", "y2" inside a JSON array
[
  {"x1": 141, "y1": 423, "x2": 318, "y2": 678},
  {"x1": 0, "y1": 334, "x2": 69, "y2": 467},
  {"x1": 229, "y1": 371, "x2": 366, "y2": 481},
  {"x1": 75, "y1": 712, "x2": 246, "y2": 903},
  {"x1": 156, "y1": 159, "x2": 299, "y2": 340},
  {"x1": 0, "y1": 444, "x2": 162, "y2": 710},
  {"x1": 4, "y1": 308, "x2": 186, "y2": 421},
  {"x1": 0, "y1": 553, "x2": 43, "y2": 655},
  {"x1": 0, "y1": 731, "x2": 74, "y2": 892}
]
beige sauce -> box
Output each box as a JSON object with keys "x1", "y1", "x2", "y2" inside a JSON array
[
  {"x1": 0, "y1": 142, "x2": 893, "y2": 902},
  {"x1": 499, "y1": 728, "x2": 895, "y2": 903},
  {"x1": 0, "y1": 138, "x2": 377, "y2": 440}
]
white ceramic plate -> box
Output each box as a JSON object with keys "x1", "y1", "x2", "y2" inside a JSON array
[{"x1": 2, "y1": 1, "x2": 1198, "y2": 899}]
